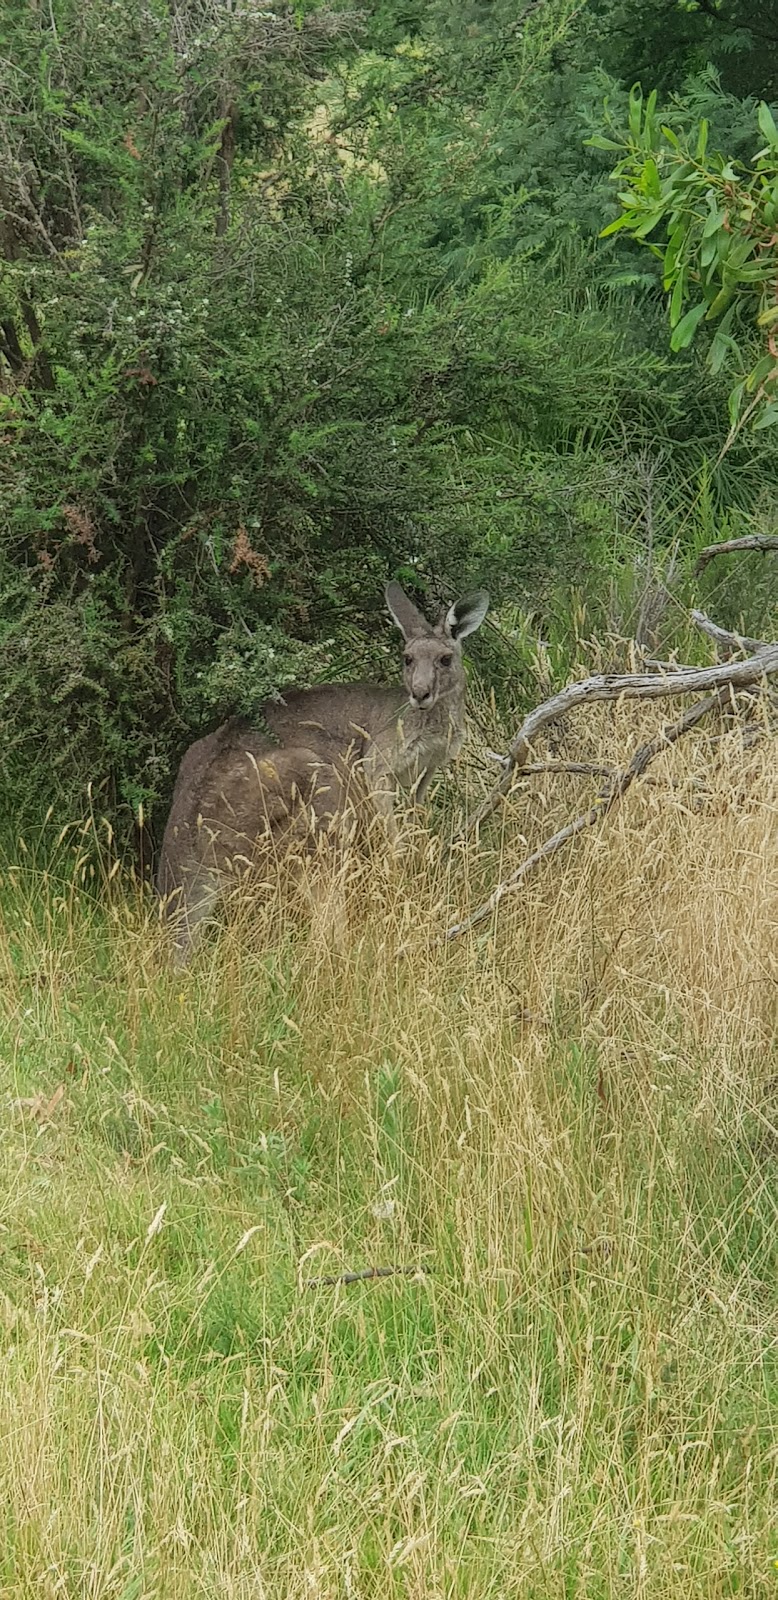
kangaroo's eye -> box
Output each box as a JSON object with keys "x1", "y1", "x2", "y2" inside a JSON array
[
  {"x1": 404, "y1": 654, "x2": 413, "y2": 667},
  {"x1": 440, "y1": 653, "x2": 453, "y2": 668}
]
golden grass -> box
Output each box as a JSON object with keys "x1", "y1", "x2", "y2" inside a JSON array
[{"x1": 0, "y1": 714, "x2": 776, "y2": 1597}]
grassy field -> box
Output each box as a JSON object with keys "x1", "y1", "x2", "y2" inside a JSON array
[{"x1": 0, "y1": 716, "x2": 776, "y2": 1598}]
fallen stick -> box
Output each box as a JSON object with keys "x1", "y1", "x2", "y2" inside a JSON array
[
  {"x1": 305, "y1": 1264, "x2": 430, "y2": 1289},
  {"x1": 694, "y1": 534, "x2": 778, "y2": 575},
  {"x1": 487, "y1": 753, "x2": 617, "y2": 778},
  {"x1": 447, "y1": 686, "x2": 745, "y2": 941},
  {"x1": 466, "y1": 643, "x2": 778, "y2": 836}
]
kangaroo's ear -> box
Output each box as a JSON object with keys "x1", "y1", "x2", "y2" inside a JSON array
[
  {"x1": 444, "y1": 590, "x2": 489, "y2": 641},
  {"x1": 385, "y1": 581, "x2": 429, "y2": 640}
]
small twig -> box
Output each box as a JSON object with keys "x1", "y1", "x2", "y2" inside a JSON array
[
  {"x1": 465, "y1": 644, "x2": 778, "y2": 836},
  {"x1": 641, "y1": 658, "x2": 698, "y2": 673},
  {"x1": 487, "y1": 751, "x2": 618, "y2": 779},
  {"x1": 447, "y1": 686, "x2": 749, "y2": 941},
  {"x1": 707, "y1": 725, "x2": 767, "y2": 751},
  {"x1": 519, "y1": 760, "x2": 619, "y2": 779},
  {"x1": 694, "y1": 534, "x2": 778, "y2": 575},
  {"x1": 305, "y1": 1263, "x2": 431, "y2": 1289}
]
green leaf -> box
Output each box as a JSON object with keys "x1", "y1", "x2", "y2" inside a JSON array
[
  {"x1": 644, "y1": 89, "x2": 659, "y2": 151},
  {"x1": 728, "y1": 380, "x2": 745, "y2": 428},
  {"x1": 709, "y1": 305, "x2": 737, "y2": 375},
  {"x1": 599, "y1": 213, "x2": 634, "y2": 238},
  {"x1": 700, "y1": 233, "x2": 719, "y2": 271},
  {"x1": 702, "y1": 205, "x2": 726, "y2": 238},
  {"x1": 633, "y1": 208, "x2": 664, "y2": 240},
  {"x1": 753, "y1": 400, "x2": 778, "y2": 428},
  {"x1": 758, "y1": 102, "x2": 778, "y2": 149},
  {"x1": 670, "y1": 301, "x2": 707, "y2": 351},
  {"x1": 696, "y1": 119, "x2": 709, "y2": 162},
  {"x1": 706, "y1": 283, "x2": 736, "y2": 319},
  {"x1": 628, "y1": 85, "x2": 643, "y2": 145},
  {"x1": 745, "y1": 353, "x2": 778, "y2": 392},
  {"x1": 725, "y1": 234, "x2": 756, "y2": 271},
  {"x1": 585, "y1": 134, "x2": 623, "y2": 153},
  {"x1": 641, "y1": 158, "x2": 661, "y2": 199},
  {"x1": 669, "y1": 269, "x2": 686, "y2": 328}
]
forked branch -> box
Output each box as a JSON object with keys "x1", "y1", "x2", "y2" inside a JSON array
[
  {"x1": 447, "y1": 687, "x2": 733, "y2": 941},
  {"x1": 466, "y1": 643, "x2": 778, "y2": 835}
]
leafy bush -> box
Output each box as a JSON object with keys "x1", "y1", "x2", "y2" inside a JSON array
[{"x1": 1, "y1": 0, "x2": 776, "y2": 852}]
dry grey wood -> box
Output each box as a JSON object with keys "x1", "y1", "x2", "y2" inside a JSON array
[
  {"x1": 517, "y1": 759, "x2": 619, "y2": 779},
  {"x1": 447, "y1": 689, "x2": 732, "y2": 941},
  {"x1": 641, "y1": 659, "x2": 698, "y2": 673},
  {"x1": 694, "y1": 534, "x2": 778, "y2": 575},
  {"x1": 305, "y1": 1264, "x2": 430, "y2": 1289},
  {"x1": 487, "y1": 751, "x2": 617, "y2": 778},
  {"x1": 466, "y1": 644, "x2": 778, "y2": 836},
  {"x1": 690, "y1": 609, "x2": 771, "y2": 658}
]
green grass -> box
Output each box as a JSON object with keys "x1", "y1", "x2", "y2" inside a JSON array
[{"x1": 0, "y1": 742, "x2": 776, "y2": 1597}]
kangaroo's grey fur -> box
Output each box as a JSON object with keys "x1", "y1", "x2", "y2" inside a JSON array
[{"x1": 157, "y1": 582, "x2": 488, "y2": 963}]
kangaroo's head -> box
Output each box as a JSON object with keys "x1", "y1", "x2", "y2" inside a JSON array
[{"x1": 385, "y1": 582, "x2": 489, "y2": 711}]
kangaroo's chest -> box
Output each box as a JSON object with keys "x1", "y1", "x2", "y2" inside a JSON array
[{"x1": 383, "y1": 708, "x2": 465, "y2": 789}]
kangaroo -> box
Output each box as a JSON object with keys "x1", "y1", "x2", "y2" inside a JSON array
[{"x1": 157, "y1": 581, "x2": 488, "y2": 964}]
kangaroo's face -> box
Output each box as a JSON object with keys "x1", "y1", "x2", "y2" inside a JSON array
[
  {"x1": 385, "y1": 583, "x2": 489, "y2": 712},
  {"x1": 400, "y1": 630, "x2": 461, "y2": 710}
]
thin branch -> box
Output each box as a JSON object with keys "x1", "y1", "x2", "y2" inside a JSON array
[
  {"x1": 515, "y1": 759, "x2": 619, "y2": 778},
  {"x1": 465, "y1": 645, "x2": 778, "y2": 836},
  {"x1": 305, "y1": 1264, "x2": 430, "y2": 1289},
  {"x1": 482, "y1": 754, "x2": 705, "y2": 792},
  {"x1": 485, "y1": 751, "x2": 617, "y2": 777},
  {"x1": 691, "y1": 609, "x2": 772, "y2": 658},
  {"x1": 640, "y1": 658, "x2": 698, "y2": 672},
  {"x1": 447, "y1": 689, "x2": 732, "y2": 942},
  {"x1": 694, "y1": 534, "x2": 778, "y2": 575},
  {"x1": 215, "y1": 99, "x2": 236, "y2": 240}
]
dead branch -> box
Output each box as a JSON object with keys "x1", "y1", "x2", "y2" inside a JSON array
[
  {"x1": 521, "y1": 759, "x2": 618, "y2": 779},
  {"x1": 640, "y1": 658, "x2": 698, "y2": 673},
  {"x1": 447, "y1": 690, "x2": 730, "y2": 941},
  {"x1": 694, "y1": 534, "x2": 778, "y2": 575},
  {"x1": 305, "y1": 1264, "x2": 430, "y2": 1289},
  {"x1": 691, "y1": 609, "x2": 772, "y2": 658},
  {"x1": 466, "y1": 644, "x2": 778, "y2": 836},
  {"x1": 487, "y1": 753, "x2": 616, "y2": 778}
]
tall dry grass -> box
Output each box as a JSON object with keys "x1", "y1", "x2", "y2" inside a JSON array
[{"x1": 0, "y1": 712, "x2": 776, "y2": 1597}]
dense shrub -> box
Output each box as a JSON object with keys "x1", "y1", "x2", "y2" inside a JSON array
[{"x1": 0, "y1": 0, "x2": 775, "y2": 849}]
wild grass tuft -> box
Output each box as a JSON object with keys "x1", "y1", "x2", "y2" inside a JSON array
[{"x1": 0, "y1": 715, "x2": 776, "y2": 1597}]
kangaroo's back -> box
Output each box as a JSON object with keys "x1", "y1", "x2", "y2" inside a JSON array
[
  {"x1": 156, "y1": 719, "x2": 274, "y2": 901},
  {"x1": 262, "y1": 683, "x2": 405, "y2": 761}
]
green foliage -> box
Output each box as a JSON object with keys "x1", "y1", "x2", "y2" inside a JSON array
[
  {"x1": 579, "y1": 0, "x2": 778, "y2": 101},
  {"x1": 1, "y1": 0, "x2": 777, "y2": 850},
  {"x1": 593, "y1": 90, "x2": 778, "y2": 431}
]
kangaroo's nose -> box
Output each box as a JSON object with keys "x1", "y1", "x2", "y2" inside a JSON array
[{"x1": 415, "y1": 689, "x2": 432, "y2": 706}]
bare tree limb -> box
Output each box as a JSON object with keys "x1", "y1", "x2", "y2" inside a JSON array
[
  {"x1": 465, "y1": 645, "x2": 778, "y2": 836},
  {"x1": 694, "y1": 535, "x2": 778, "y2": 575},
  {"x1": 305, "y1": 1264, "x2": 430, "y2": 1289},
  {"x1": 691, "y1": 609, "x2": 772, "y2": 658},
  {"x1": 447, "y1": 689, "x2": 732, "y2": 942}
]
